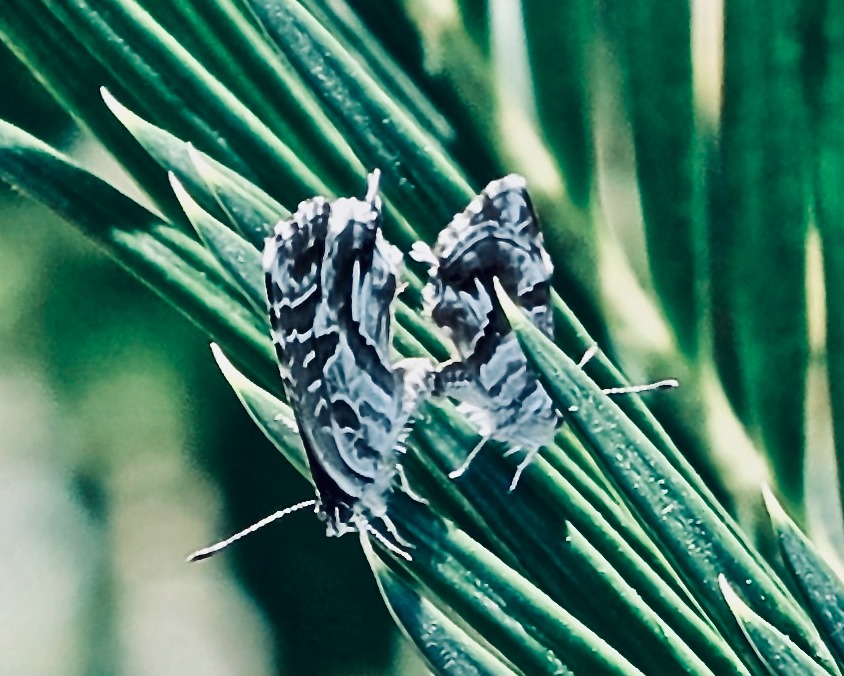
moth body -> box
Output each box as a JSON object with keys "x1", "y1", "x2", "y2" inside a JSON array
[
  {"x1": 265, "y1": 171, "x2": 431, "y2": 536},
  {"x1": 414, "y1": 175, "x2": 558, "y2": 488}
]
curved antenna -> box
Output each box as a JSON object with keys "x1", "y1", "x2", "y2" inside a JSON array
[
  {"x1": 186, "y1": 499, "x2": 317, "y2": 562},
  {"x1": 601, "y1": 379, "x2": 679, "y2": 396},
  {"x1": 578, "y1": 344, "x2": 679, "y2": 395}
]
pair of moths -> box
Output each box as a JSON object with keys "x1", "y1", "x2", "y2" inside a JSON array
[
  {"x1": 190, "y1": 170, "x2": 669, "y2": 560},
  {"x1": 264, "y1": 171, "x2": 554, "y2": 544}
]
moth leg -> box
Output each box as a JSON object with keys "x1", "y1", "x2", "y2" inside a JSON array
[
  {"x1": 577, "y1": 343, "x2": 599, "y2": 368},
  {"x1": 396, "y1": 463, "x2": 428, "y2": 504},
  {"x1": 364, "y1": 525, "x2": 412, "y2": 562},
  {"x1": 449, "y1": 436, "x2": 488, "y2": 479},
  {"x1": 379, "y1": 513, "x2": 415, "y2": 549},
  {"x1": 506, "y1": 447, "x2": 539, "y2": 492}
]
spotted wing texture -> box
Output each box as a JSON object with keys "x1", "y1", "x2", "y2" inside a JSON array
[
  {"x1": 419, "y1": 174, "x2": 558, "y2": 454},
  {"x1": 263, "y1": 172, "x2": 430, "y2": 536}
]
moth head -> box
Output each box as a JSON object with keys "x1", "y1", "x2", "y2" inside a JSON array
[{"x1": 326, "y1": 170, "x2": 384, "y2": 251}]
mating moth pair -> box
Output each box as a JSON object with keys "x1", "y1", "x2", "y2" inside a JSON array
[
  {"x1": 262, "y1": 170, "x2": 557, "y2": 540},
  {"x1": 189, "y1": 170, "x2": 672, "y2": 562}
]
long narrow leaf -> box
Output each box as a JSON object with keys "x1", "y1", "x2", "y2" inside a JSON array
[
  {"x1": 44, "y1": 0, "x2": 328, "y2": 205},
  {"x1": 764, "y1": 487, "x2": 844, "y2": 667},
  {"x1": 719, "y1": 576, "x2": 830, "y2": 675},
  {"x1": 210, "y1": 343, "x2": 308, "y2": 477},
  {"x1": 717, "y1": 0, "x2": 809, "y2": 509},
  {"x1": 298, "y1": 0, "x2": 454, "y2": 144},
  {"x1": 605, "y1": 1, "x2": 703, "y2": 356},
  {"x1": 365, "y1": 544, "x2": 521, "y2": 676},
  {"x1": 144, "y1": 0, "x2": 367, "y2": 194},
  {"x1": 0, "y1": 120, "x2": 276, "y2": 391},
  {"x1": 392, "y1": 503, "x2": 643, "y2": 676},
  {"x1": 496, "y1": 280, "x2": 836, "y2": 672},
  {"x1": 0, "y1": 0, "x2": 183, "y2": 220},
  {"x1": 170, "y1": 174, "x2": 266, "y2": 316},
  {"x1": 415, "y1": 402, "x2": 745, "y2": 676},
  {"x1": 522, "y1": 0, "x2": 594, "y2": 208},
  {"x1": 813, "y1": 0, "x2": 844, "y2": 528},
  {"x1": 247, "y1": 0, "x2": 473, "y2": 235},
  {"x1": 102, "y1": 88, "x2": 284, "y2": 234},
  {"x1": 550, "y1": 291, "x2": 745, "y2": 520}
]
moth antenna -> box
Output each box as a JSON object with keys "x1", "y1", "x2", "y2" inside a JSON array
[
  {"x1": 186, "y1": 499, "x2": 317, "y2": 562},
  {"x1": 576, "y1": 343, "x2": 677, "y2": 395},
  {"x1": 366, "y1": 524, "x2": 412, "y2": 561},
  {"x1": 448, "y1": 436, "x2": 489, "y2": 479},
  {"x1": 577, "y1": 343, "x2": 599, "y2": 368},
  {"x1": 366, "y1": 168, "x2": 382, "y2": 205},
  {"x1": 602, "y1": 379, "x2": 679, "y2": 396},
  {"x1": 396, "y1": 463, "x2": 428, "y2": 504}
]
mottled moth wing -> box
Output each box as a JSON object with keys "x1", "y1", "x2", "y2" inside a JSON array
[
  {"x1": 425, "y1": 173, "x2": 554, "y2": 353},
  {"x1": 264, "y1": 172, "x2": 430, "y2": 536},
  {"x1": 415, "y1": 175, "x2": 558, "y2": 487}
]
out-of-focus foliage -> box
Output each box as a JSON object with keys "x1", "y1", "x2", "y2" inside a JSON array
[
  {"x1": 0, "y1": 44, "x2": 403, "y2": 676},
  {"x1": 1, "y1": 0, "x2": 844, "y2": 674}
]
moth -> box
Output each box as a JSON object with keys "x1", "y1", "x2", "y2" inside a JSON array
[
  {"x1": 188, "y1": 170, "x2": 431, "y2": 562},
  {"x1": 413, "y1": 175, "x2": 676, "y2": 490},
  {"x1": 411, "y1": 174, "x2": 558, "y2": 490}
]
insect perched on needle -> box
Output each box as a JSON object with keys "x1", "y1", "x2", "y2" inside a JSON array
[
  {"x1": 187, "y1": 170, "x2": 432, "y2": 562},
  {"x1": 413, "y1": 175, "x2": 676, "y2": 491},
  {"x1": 412, "y1": 174, "x2": 558, "y2": 491}
]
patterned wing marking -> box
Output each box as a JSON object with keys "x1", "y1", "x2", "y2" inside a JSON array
[
  {"x1": 419, "y1": 175, "x2": 559, "y2": 488},
  {"x1": 264, "y1": 170, "x2": 431, "y2": 536},
  {"x1": 428, "y1": 174, "x2": 555, "y2": 353}
]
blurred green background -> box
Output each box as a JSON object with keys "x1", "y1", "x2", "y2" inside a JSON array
[{"x1": 0, "y1": 40, "x2": 424, "y2": 676}]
